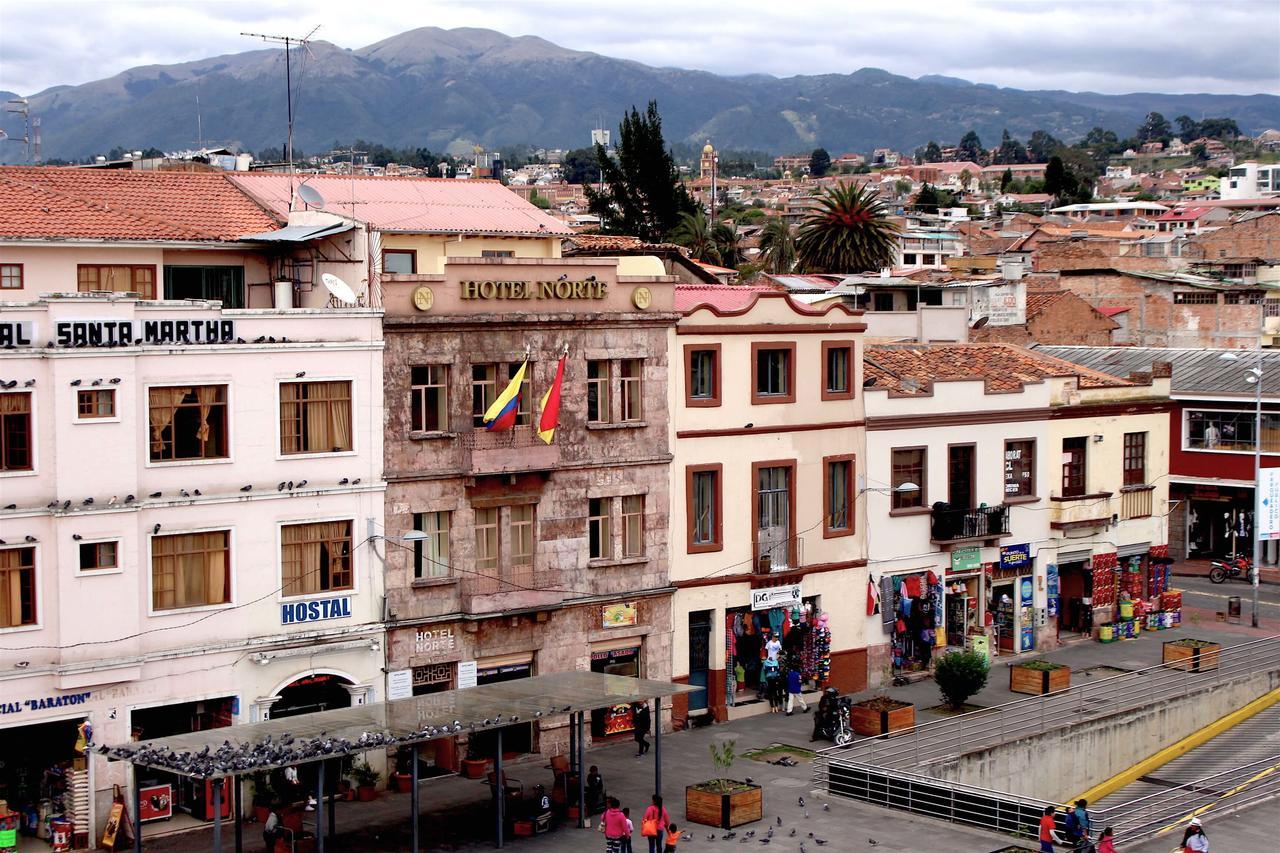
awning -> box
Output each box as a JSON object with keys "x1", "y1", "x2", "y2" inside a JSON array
[
  {"x1": 238, "y1": 221, "x2": 354, "y2": 243},
  {"x1": 102, "y1": 671, "x2": 696, "y2": 779}
]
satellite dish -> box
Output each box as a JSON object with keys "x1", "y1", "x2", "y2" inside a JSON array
[
  {"x1": 297, "y1": 182, "x2": 326, "y2": 209},
  {"x1": 321, "y1": 273, "x2": 358, "y2": 305}
]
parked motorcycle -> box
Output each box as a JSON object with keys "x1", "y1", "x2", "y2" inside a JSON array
[
  {"x1": 1209, "y1": 556, "x2": 1253, "y2": 584},
  {"x1": 811, "y1": 688, "x2": 854, "y2": 746}
]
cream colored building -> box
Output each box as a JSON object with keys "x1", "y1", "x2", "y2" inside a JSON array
[
  {"x1": 862, "y1": 345, "x2": 1171, "y2": 684},
  {"x1": 667, "y1": 285, "x2": 868, "y2": 724}
]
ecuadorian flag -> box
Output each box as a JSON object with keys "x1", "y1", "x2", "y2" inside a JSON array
[{"x1": 482, "y1": 359, "x2": 528, "y2": 431}]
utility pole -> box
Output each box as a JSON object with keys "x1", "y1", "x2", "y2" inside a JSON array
[{"x1": 242, "y1": 26, "x2": 319, "y2": 172}]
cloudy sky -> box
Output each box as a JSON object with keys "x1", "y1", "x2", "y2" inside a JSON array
[{"x1": 1, "y1": 0, "x2": 1277, "y2": 96}]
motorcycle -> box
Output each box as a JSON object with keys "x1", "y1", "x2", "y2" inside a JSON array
[
  {"x1": 1209, "y1": 556, "x2": 1252, "y2": 584},
  {"x1": 811, "y1": 689, "x2": 854, "y2": 746}
]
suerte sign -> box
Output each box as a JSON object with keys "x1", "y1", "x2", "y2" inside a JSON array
[{"x1": 459, "y1": 279, "x2": 608, "y2": 301}]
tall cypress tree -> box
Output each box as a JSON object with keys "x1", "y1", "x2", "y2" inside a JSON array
[{"x1": 585, "y1": 101, "x2": 696, "y2": 242}]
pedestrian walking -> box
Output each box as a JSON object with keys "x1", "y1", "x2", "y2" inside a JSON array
[
  {"x1": 1181, "y1": 818, "x2": 1209, "y2": 852},
  {"x1": 621, "y1": 806, "x2": 635, "y2": 853},
  {"x1": 599, "y1": 797, "x2": 628, "y2": 853},
  {"x1": 1096, "y1": 826, "x2": 1115, "y2": 853},
  {"x1": 764, "y1": 662, "x2": 785, "y2": 712},
  {"x1": 642, "y1": 794, "x2": 670, "y2": 853},
  {"x1": 633, "y1": 702, "x2": 652, "y2": 757},
  {"x1": 785, "y1": 665, "x2": 808, "y2": 715},
  {"x1": 1071, "y1": 798, "x2": 1093, "y2": 851},
  {"x1": 1037, "y1": 805, "x2": 1057, "y2": 853}
]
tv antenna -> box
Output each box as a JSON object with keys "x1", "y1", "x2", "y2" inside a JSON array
[
  {"x1": 4, "y1": 98, "x2": 32, "y2": 163},
  {"x1": 241, "y1": 25, "x2": 320, "y2": 174}
]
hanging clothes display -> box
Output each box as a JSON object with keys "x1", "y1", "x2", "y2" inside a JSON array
[
  {"x1": 812, "y1": 613, "x2": 831, "y2": 685},
  {"x1": 891, "y1": 571, "x2": 943, "y2": 673}
]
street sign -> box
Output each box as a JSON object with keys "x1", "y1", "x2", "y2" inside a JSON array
[
  {"x1": 751, "y1": 583, "x2": 802, "y2": 611},
  {"x1": 1259, "y1": 468, "x2": 1280, "y2": 540}
]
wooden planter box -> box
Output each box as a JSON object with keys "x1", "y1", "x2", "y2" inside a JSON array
[
  {"x1": 685, "y1": 782, "x2": 763, "y2": 829},
  {"x1": 1163, "y1": 640, "x2": 1221, "y2": 672},
  {"x1": 848, "y1": 701, "x2": 915, "y2": 736},
  {"x1": 1009, "y1": 664, "x2": 1071, "y2": 695}
]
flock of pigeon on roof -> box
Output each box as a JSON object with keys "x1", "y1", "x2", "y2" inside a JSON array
[{"x1": 99, "y1": 704, "x2": 579, "y2": 777}]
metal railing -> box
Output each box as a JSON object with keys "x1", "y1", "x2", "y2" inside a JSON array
[{"x1": 929, "y1": 504, "x2": 1011, "y2": 542}]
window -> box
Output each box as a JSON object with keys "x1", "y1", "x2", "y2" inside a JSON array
[
  {"x1": 755, "y1": 464, "x2": 794, "y2": 569},
  {"x1": 77, "y1": 389, "x2": 115, "y2": 419},
  {"x1": 472, "y1": 364, "x2": 498, "y2": 428},
  {"x1": 281, "y1": 521, "x2": 353, "y2": 597},
  {"x1": 873, "y1": 292, "x2": 895, "y2": 312},
  {"x1": 412, "y1": 511, "x2": 451, "y2": 579},
  {"x1": 589, "y1": 498, "x2": 612, "y2": 560},
  {"x1": 510, "y1": 505, "x2": 535, "y2": 567},
  {"x1": 0, "y1": 264, "x2": 22, "y2": 289},
  {"x1": 752, "y1": 344, "x2": 795, "y2": 403},
  {"x1": 685, "y1": 346, "x2": 720, "y2": 406},
  {"x1": 619, "y1": 359, "x2": 643, "y2": 421},
  {"x1": 1186, "y1": 410, "x2": 1280, "y2": 453},
  {"x1": 947, "y1": 445, "x2": 976, "y2": 509},
  {"x1": 151, "y1": 531, "x2": 230, "y2": 611},
  {"x1": 891, "y1": 448, "x2": 925, "y2": 510},
  {"x1": 410, "y1": 365, "x2": 448, "y2": 432},
  {"x1": 77, "y1": 265, "x2": 155, "y2": 298},
  {"x1": 481, "y1": 250, "x2": 515, "y2": 258},
  {"x1": 1003, "y1": 439, "x2": 1035, "y2": 498},
  {"x1": 1, "y1": 393, "x2": 32, "y2": 471},
  {"x1": 1062, "y1": 436, "x2": 1087, "y2": 497},
  {"x1": 621, "y1": 495, "x2": 644, "y2": 557},
  {"x1": 822, "y1": 343, "x2": 854, "y2": 400},
  {"x1": 164, "y1": 266, "x2": 245, "y2": 308},
  {"x1": 475, "y1": 507, "x2": 499, "y2": 572},
  {"x1": 148, "y1": 385, "x2": 228, "y2": 462},
  {"x1": 1123, "y1": 432, "x2": 1147, "y2": 486},
  {"x1": 280, "y1": 381, "x2": 352, "y2": 454},
  {"x1": 1223, "y1": 289, "x2": 1262, "y2": 304},
  {"x1": 0, "y1": 547, "x2": 36, "y2": 627},
  {"x1": 382, "y1": 249, "x2": 416, "y2": 274},
  {"x1": 1172, "y1": 291, "x2": 1217, "y2": 305},
  {"x1": 824, "y1": 456, "x2": 854, "y2": 536},
  {"x1": 587, "y1": 360, "x2": 611, "y2": 423},
  {"x1": 79, "y1": 541, "x2": 118, "y2": 572},
  {"x1": 687, "y1": 465, "x2": 723, "y2": 552},
  {"x1": 507, "y1": 363, "x2": 532, "y2": 426}
]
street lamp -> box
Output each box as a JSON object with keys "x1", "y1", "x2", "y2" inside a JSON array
[{"x1": 1221, "y1": 351, "x2": 1264, "y2": 628}]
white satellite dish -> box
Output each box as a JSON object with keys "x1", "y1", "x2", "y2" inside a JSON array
[
  {"x1": 321, "y1": 273, "x2": 358, "y2": 305},
  {"x1": 297, "y1": 182, "x2": 326, "y2": 209}
]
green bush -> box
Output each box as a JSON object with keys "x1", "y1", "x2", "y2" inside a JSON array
[{"x1": 934, "y1": 649, "x2": 990, "y2": 710}]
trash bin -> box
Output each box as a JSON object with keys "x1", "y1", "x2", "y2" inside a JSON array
[{"x1": 1227, "y1": 595, "x2": 1242, "y2": 622}]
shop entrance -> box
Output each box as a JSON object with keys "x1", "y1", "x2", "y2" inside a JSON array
[
  {"x1": 271, "y1": 674, "x2": 353, "y2": 719},
  {"x1": 1188, "y1": 499, "x2": 1253, "y2": 559},
  {"x1": 470, "y1": 661, "x2": 533, "y2": 757},
  {"x1": 0, "y1": 717, "x2": 85, "y2": 846},
  {"x1": 1057, "y1": 561, "x2": 1092, "y2": 636},
  {"x1": 131, "y1": 697, "x2": 235, "y2": 824},
  {"x1": 687, "y1": 611, "x2": 712, "y2": 713},
  {"x1": 944, "y1": 575, "x2": 981, "y2": 648},
  {"x1": 990, "y1": 579, "x2": 1017, "y2": 654},
  {"x1": 591, "y1": 646, "x2": 642, "y2": 737},
  {"x1": 890, "y1": 572, "x2": 940, "y2": 673}
]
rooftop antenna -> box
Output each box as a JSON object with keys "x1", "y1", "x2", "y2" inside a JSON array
[
  {"x1": 5, "y1": 98, "x2": 31, "y2": 163},
  {"x1": 241, "y1": 25, "x2": 320, "y2": 177}
]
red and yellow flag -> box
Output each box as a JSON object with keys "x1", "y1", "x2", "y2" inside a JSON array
[{"x1": 537, "y1": 352, "x2": 567, "y2": 444}]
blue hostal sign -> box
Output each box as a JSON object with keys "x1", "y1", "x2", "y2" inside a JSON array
[{"x1": 281, "y1": 596, "x2": 352, "y2": 625}]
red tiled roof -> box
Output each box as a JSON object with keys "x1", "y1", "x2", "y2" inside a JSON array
[
  {"x1": 675, "y1": 284, "x2": 781, "y2": 313},
  {"x1": 562, "y1": 234, "x2": 686, "y2": 254},
  {"x1": 228, "y1": 173, "x2": 572, "y2": 236},
  {"x1": 1025, "y1": 290, "x2": 1069, "y2": 317},
  {"x1": 1154, "y1": 206, "x2": 1213, "y2": 222},
  {"x1": 1098, "y1": 306, "x2": 1131, "y2": 317},
  {"x1": 0, "y1": 167, "x2": 279, "y2": 241},
  {"x1": 864, "y1": 343, "x2": 1132, "y2": 396}
]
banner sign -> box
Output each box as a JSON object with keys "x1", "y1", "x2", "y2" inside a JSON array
[
  {"x1": 1260, "y1": 468, "x2": 1280, "y2": 540},
  {"x1": 751, "y1": 583, "x2": 802, "y2": 611},
  {"x1": 1000, "y1": 543, "x2": 1032, "y2": 570}
]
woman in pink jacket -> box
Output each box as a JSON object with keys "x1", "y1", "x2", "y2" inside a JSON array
[
  {"x1": 600, "y1": 797, "x2": 629, "y2": 853},
  {"x1": 642, "y1": 794, "x2": 670, "y2": 853}
]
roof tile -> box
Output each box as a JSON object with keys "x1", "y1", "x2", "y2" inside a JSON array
[{"x1": 864, "y1": 343, "x2": 1133, "y2": 396}]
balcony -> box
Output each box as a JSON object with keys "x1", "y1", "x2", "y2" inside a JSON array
[
  {"x1": 462, "y1": 564, "x2": 563, "y2": 615},
  {"x1": 754, "y1": 537, "x2": 805, "y2": 575},
  {"x1": 461, "y1": 426, "x2": 559, "y2": 475},
  {"x1": 1049, "y1": 491, "x2": 1114, "y2": 531},
  {"x1": 1120, "y1": 485, "x2": 1155, "y2": 520},
  {"x1": 929, "y1": 504, "x2": 1012, "y2": 545}
]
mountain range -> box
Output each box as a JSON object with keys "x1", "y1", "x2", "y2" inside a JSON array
[{"x1": 3, "y1": 27, "x2": 1278, "y2": 163}]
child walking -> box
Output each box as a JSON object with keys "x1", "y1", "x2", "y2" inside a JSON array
[
  {"x1": 663, "y1": 823, "x2": 680, "y2": 853},
  {"x1": 621, "y1": 807, "x2": 634, "y2": 853}
]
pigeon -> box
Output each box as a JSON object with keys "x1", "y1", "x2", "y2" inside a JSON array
[
  {"x1": 744, "y1": 777, "x2": 754, "y2": 784},
  {"x1": 789, "y1": 829, "x2": 796, "y2": 837},
  {"x1": 798, "y1": 797, "x2": 805, "y2": 808},
  {"x1": 814, "y1": 840, "x2": 827, "y2": 846},
  {"x1": 3, "y1": 504, "x2": 14, "y2": 510},
  {"x1": 338, "y1": 478, "x2": 349, "y2": 485},
  {"x1": 240, "y1": 485, "x2": 253, "y2": 492},
  {"x1": 868, "y1": 840, "x2": 878, "y2": 847},
  {"x1": 236, "y1": 338, "x2": 246, "y2": 344},
  {"x1": 149, "y1": 491, "x2": 162, "y2": 498},
  {"x1": 800, "y1": 844, "x2": 806, "y2": 853},
  {"x1": 295, "y1": 480, "x2": 307, "y2": 488},
  {"x1": 70, "y1": 379, "x2": 81, "y2": 386},
  {"x1": 723, "y1": 832, "x2": 735, "y2": 839},
  {"x1": 47, "y1": 501, "x2": 58, "y2": 508},
  {"x1": 744, "y1": 831, "x2": 754, "y2": 838},
  {"x1": 805, "y1": 812, "x2": 810, "y2": 819},
  {"x1": 287, "y1": 481, "x2": 293, "y2": 490},
  {"x1": 295, "y1": 371, "x2": 306, "y2": 378},
  {"x1": 82, "y1": 497, "x2": 94, "y2": 505},
  {"x1": 125, "y1": 494, "x2": 136, "y2": 503},
  {"x1": 278, "y1": 482, "x2": 286, "y2": 491},
  {"x1": 110, "y1": 377, "x2": 121, "y2": 384},
  {"x1": 24, "y1": 379, "x2": 35, "y2": 387},
  {"x1": 822, "y1": 803, "x2": 830, "y2": 812},
  {"x1": 254, "y1": 336, "x2": 266, "y2": 343},
  {"x1": 776, "y1": 817, "x2": 782, "y2": 826},
  {"x1": 180, "y1": 489, "x2": 190, "y2": 497},
  {"x1": 351, "y1": 478, "x2": 361, "y2": 485},
  {"x1": 108, "y1": 495, "x2": 118, "y2": 506},
  {"x1": 61, "y1": 500, "x2": 71, "y2": 510},
  {"x1": 193, "y1": 489, "x2": 202, "y2": 496},
  {"x1": 758, "y1": 840, "x2": 769, "y2": 845},
  {"x1": 766, "y1": 827, "x2": 774, "y2": 838}
]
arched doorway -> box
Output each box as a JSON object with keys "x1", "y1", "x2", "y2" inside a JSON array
[{"x1": 271, "y1": 672, "x2": 354, "y2": 719}]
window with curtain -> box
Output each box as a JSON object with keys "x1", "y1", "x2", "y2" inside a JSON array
[
  {"x1": 471, "y1": 364, "x2": 497, "y2": 428},
  {"x1": 587, "y1": 360, "x2": 610, "y2": 423},
  {"x1": 412, "y1": 511, "x2": 451, "y2": 579},
  {"x1": 1123, "y1": 432, "x2": 1147, "y2": 486},
  {"x1": 1062, "y1": 437, "x2": 1088, "y2": 496},
  {"x1": 77, "y1": 265, "x2": 155, "y2": 298},
  {"x1": 280, "y1": 381, "x2": 353, "y2": 454},
  {"x1": 891, "y1": 447, "x2": 925, "y2": 509},
  {"x1": 0, "y1": 547, "x2": 36, "y2": 627},
  {"x1": 510, "y1": 505, "x2": 535, "y2": 567},
  {"x1": 589, "y1": 497, "x2": 612, "y2": 559},
  {"x1": 1, "y1": 392, "x2": 32, "y2": 471},
  {"x1": 621, "y1": 495, "x2": 644, "y2": 557},
  {"x1": 281, "y1": 521, "x2": 353, "y2": 597},
  {"x1": 691, "y1": 468, "x2": 719, "y2": 548},
  {"x1": 148, "y1": 385, "x2": 228, "y2": 462},
  {"x1": 475, "y1": 507, "x2": 499, "y2": 572},
  {"x1": 688, "y1": 349, "x2": 717, "y2": 401},
  {"x1": 410, "y1": 365, "x2": 448, "y2": 432},
  {"x1": 620, "y1": 359, "x2": 643, "y2": 421},
  {"x1": 77, "y1": 389, "x2": 115, "y2": 419},
  {"x1": 151, "y1": 531, "x2": 230, "y2": 611},
  {"x1": 826, "y1": 458, "x2": 852, "y2": 532},
  {"x1": 824, "y1": 344, "x2": 853, "y2": 397}
]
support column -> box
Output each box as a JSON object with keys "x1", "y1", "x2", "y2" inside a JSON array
[
  {"x1": 495, "y1": 729, "x2": 505, "y2": 849},
  {"x1": 212, "y1": 779, "x2": 223, "y2": 853},
  {"x1": 576, "y1": 712, "x2": 585, "y2": 829},
  {"x1": 654, "y1": 697, "x2": 662, "y2": 799},
  {"x1": 132, "y1": 769, "x2": 142, "y2": 853},
  {"x1": 327, "y1": 759, "x2": 336, "y2": 845},
  {"x1": 316, "y1": 761, "x2": 326, "y2": 853},
  {"x1": 234, "y1": 774, "x2": 243, "y2": 853},
  {"x1": 411, "y1": 744, "x2": 420, "y2": 853}
]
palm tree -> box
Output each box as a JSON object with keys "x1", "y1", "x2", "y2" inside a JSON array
[
  {"x1": 795, "y1": 183, "x2": 900, "y2": 273},
  {"x1": 711, "y1": 222, "x2": 743, "y2": 267},
  {"x1": 758, "y1": 218, "x2": 797, "y2": 274},
  {"x1": 670, "y1": 209, "x2": 716, "y2": 261}
]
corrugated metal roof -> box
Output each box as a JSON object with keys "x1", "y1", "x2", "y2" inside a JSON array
[
  {"x1": 228, "y1": 173, "x2": 572, "y2": 237},
  {"x1": 1034, "y1": 345, "x2": 1280, "y2": 398},
  {"x1": 239, "y1": 221, "x2": 354, "y2": 242}
]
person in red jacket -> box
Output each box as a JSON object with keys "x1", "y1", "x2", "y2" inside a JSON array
[
  {"x1": 641, "y1": 794, "x2": 670, "y2": 853},
  {"x1": 599, "y1": 797, "x2": 628, "y2": 853},
  {"x1": 1038, "y1": 805, "x2": 1057, "y2": 853}
]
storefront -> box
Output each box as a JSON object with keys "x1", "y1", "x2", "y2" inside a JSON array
[
  {"x1": 1057, "y1": 552, "x2": 1093, "y2": 636},
  {"x1": 944, "y1": 548, "x2": 985, "y2": 649},
  {"x1": 990, "y1": 543, "x2": 1035, "y2": 655},
  {"x1": 724, "y1": 585, "x2": 828, "y2": 704},
  {"x1": 886, "y1": 570, "x2": 942, "y2": 673},
  {"x1": 590, "y1": 644, "x2": 642, "y2": 737},
  {"x1": 1182, "y1": 483, "x2": 1254, "y2": 559},
  {"x1": 130, "y1": 697, "x2": 236, "y2": 823},
  {"x1": 471, "y1": 654, "x2": 535, "y2": 757},
  {"x1": 0, "y1": 712, "x2": 91, "y2": 848}
]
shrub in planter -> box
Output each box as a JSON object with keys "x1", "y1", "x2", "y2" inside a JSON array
[
  {"x1": 934, "y1": 649, "x2": 990, "y2": 710},
  {"x1": 350, "y1": 762, "x2": 381, "y2": 802},
  {"x1": 1163, "y1": 638, "x2": 1221, "y2": 672},
  {"x1": 685, "y1": 742, "x2": 763, "y2": 829},
  {"x1": 1010, "y1": 659, "x2": 1071, "y2": 695},
  {"x1": 848, "y1": 695, "x2": 915, "y2": 736}
]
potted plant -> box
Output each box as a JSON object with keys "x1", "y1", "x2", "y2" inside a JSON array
[
  {"x1": 1009, "y1": 659, "x2": 1071, "y2": 695},
  {"x1": 1163, "y1": 638, "x2": 1221, "y2": 672},
  {"x1": 848, "y1": 695, "x2": 916, "y2": 736},
  {"x1": 390, "y1": 747, "x2": 415, "y2": 793},
  {"x1": 934, "y1": 649, "x2": 990, "y2": 711},
  {"x1": 249, "y1": 772, "x2": 274, "y2": 824},
  {"x1": 459, "y1": 738, "x2": 490, "y2": 780},
  {"x1": 350, "y1": 762, "x2": 381, "y2": 802},
  {"x1": 685, "y1": 742, "x2": 763, "y2": 829}
]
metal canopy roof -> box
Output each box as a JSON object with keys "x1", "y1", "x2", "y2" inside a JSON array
[
  {"x1": 1034, "y1": 345, "x2": 1280, "y2": 398},
  {"x1": 102, "y1": 672, "x2": 696, "y2": 779},
  {"x1": 238, "y1": 221, "x2": 354, "y2": 243}
]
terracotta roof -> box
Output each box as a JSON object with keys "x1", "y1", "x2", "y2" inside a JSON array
[
  {"x1": 1098, "y1": 306, "x2": 1131, "y2": 317},
  {"x1": 675, "y1": 284, "x2": 782, "y2": 313},
  {"x1": 1025, "y1": 290, "x2": 1070, "y2": 317},
  {"x1": 1154, "y1": 206, "x2": 1214, "y2": 222},
  {"x1": 864, "y1": 343, "x2": 1132, "y2": 396},
  {"x1": 228, "y1": 173, "x2": 572, "y2": 236},
  {"x1": 562, "y1": 234, "x2": 686, "y2": 254},
  {"x1": 0, "y1": 167, "x2": 279, "y2": 241}
]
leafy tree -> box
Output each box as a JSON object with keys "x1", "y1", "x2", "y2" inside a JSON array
[
  {"x1": 957, "y1": 130, "x2": 985, "y2": 164},
  {"x1": 758, "y1": 218, "x2": 797, "y2": 274},
  {"x1": 934, "y1": 649, "x2": 989, "y2": 710},
  {"x1": 809, "y1": 147, "x2": 832, "y2": 178},
  {"x1": 585, "y1": 101, "x2": 697, "y2": 242},
  {"x1": 140, "y1": 147, "x2": 165, "y2": 159},
  {"x1": 1191, "y1": 142, "x2": 1209, "y2": 162},
  {"x1": 994, "y1": 129, "x2": 1027, "y2": 165},
  {"x1": 712, "y1": 222, "x2": 743, "y2": 267},
  {"x1": 1027, "y1": 130, "x2": 1062, "y2": 163},
  {"x1": 796, "y1": 184, "x2": 900, "y2": 273},
  {"x1": 1000, "y1": 168, "x2": 1014, "y2": 192},
  {"x1": 1137, "y1": 111, "x2": 1172, "y2": 143},
  {"x1": 529, "y1": 191, "x2": 551, "y2": 209},
  {"x1": 1175, "y1": 115, "x2": 1199, "y2": 143},
  {"x1": 1082, "y1": 127, "x2": 1120, "y2": 151},
  {"x1": 561, "y1": 147, "x2": 600, "y2": 185},
  {"x1": 1198, "y1": 117, "x2": 1241, "y2": 140},
  {"x1": 914, "y1": 183, "x2": 942, "y2": 212},
  {"x1": 922, "y1": 141, "x2": 943, "y2": 163},
  {"x1": 958, "y1": 169, "x2": 973, "y2": 192},
  {"x1": 671, "y1": 209, "x2": 716, "y2": 260},
  {"x1": 1044, "y1": 156, "x2": 1068, "y2": 199},
  {"x1": 893, "y1": 179, "x2": 914, "y2": 198}
]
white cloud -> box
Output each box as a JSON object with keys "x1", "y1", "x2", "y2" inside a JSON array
[{"x1": 0, "y1": 0, "x2": 1276, "y2": 95}]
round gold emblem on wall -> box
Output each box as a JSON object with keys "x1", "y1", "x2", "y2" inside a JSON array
[
  {"x1": 632, "y1": 286, "x2": 652, "y2": 310},
  {"x1": 412, "y1": 286, "x2": 435, "y2": 312}
]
